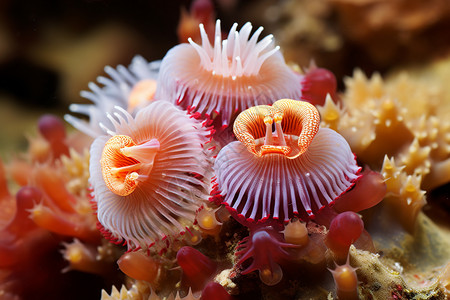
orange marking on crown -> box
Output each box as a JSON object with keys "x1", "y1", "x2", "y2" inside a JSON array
[
  {"x1": 100, "y1": 135, "x2": 141, "y2": 196},
  {"x1": 233, "y1": 99, "x2": 320, "y2": 158}
]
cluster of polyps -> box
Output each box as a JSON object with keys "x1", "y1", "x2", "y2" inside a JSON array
[
  {"x1": 61, "y1": 14, "x2": 388, "y2": 299},
  {"x1": 71, "y1": 20, "x2": 308, "y2": 251}
]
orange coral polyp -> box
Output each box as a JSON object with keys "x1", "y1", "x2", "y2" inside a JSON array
[
  {"x1": 100, "y1": 135, "x2": 160, "y2": 196},
  {"x1": 233, "y1": 99, "x2": 320, "y2": 158}
]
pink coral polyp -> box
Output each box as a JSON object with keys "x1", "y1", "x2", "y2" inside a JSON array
[
  {"x1": 156, "y1": 20, "x2": 303, "y2": 126},
  {"x1": 236, "y1": 226, "x2": 296, "y2": 286},
  {"x1": 89, "y1": 101, "x2": 212, "y2": 250},
  {"x1": 214, "y1": 99, "x2": 360, "y2": 221}
]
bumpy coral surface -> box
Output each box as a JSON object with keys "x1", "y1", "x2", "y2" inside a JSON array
[{"x1": 319, "y1": 69, "x2": 450, "y2": 188}]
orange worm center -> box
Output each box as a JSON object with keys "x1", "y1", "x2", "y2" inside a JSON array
[
  {"x1": 100, "y1": 135, "x2": 160, "y2": 196},
  {"x1": 233, "y1": 99, "x2": 320, "y2": 158}
]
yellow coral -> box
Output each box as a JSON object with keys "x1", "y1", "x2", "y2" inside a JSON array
[
  {"x1": 101, "y1": 284, "x2": 144, "y2": 300},
  {"x1": 318, "y1": 67, "x2": 450, "y2": 192},
  {"x1": 317, "y1": 94, "x2": 343, "y2": 131},
  {"x1": 60, "y1": 147, "x2": 90, "y2": 196},
  {"x1": 381, "y1": 156, "x2": 426, "y2": 232},
  {"x1": 398, "y1": 138, "x2": 431, "y2": 176},
  {"x1": 101, "y1": 283, "x2": 200, "y2": 300}
]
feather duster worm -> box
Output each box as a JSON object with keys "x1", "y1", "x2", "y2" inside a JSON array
[
  {"x1": 65, "y1": 55, "x2": 160, "y2": 138},
  {"x1": 90, "y1": 101, "x2": 212, "y2": 250},
  {"x1": 213, "y1": 99, "x2": 360, "y2": 221},
  {"x1": 156, "y1": 20, "x2": 303, "y2": 127}
]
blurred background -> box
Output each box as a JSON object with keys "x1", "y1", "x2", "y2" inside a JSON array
[{"x1": 1, "y1": 0, "x2": 450, "y2": 158}]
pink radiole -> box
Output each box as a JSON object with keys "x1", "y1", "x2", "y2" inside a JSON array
[{"x1": 156, "y1": 20, "x2": 303, "y2": 127}]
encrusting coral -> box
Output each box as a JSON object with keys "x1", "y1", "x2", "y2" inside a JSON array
[
  {"x1": 318, "y1": 69, "x2": 450, "y2": 190},
  {"x1": 318, "y1": 66, "x2": 450, "y2": 232}
]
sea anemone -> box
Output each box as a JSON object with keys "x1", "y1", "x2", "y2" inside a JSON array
[
  {"x1": 156, "y1": 20, "x2": 303, "y2": 127},
  {"x1": 38, "y1": 114, "x2": 69, "y2": 159},
  {"x1": 283, "y1": 219, "x2": 309, "y2": 247},
  {"x1": 213, "y1": 99, "x2": 360, "y2": 221},
  {"x1": 177, "y1": 0, "x2": 215, "y2": 44},
  {"x1": 89, "y1": 101, "x2": 212, "y2": 250},
  {"x1": 65, "y1": 55, "x2": 160, "y2": 138}
]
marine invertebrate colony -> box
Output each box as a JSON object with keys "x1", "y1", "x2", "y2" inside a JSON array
[
  {"x1": 214, "y1": 99, "x2": 360, "y2": 221},
  {"x1": 5, "y1": 8, "x2": 450, "y2": 299},
  {"x1": 90, "y1": 101, "x2": 212, "y2": 249},
  {"x1": 156, "y1": 20, "x2": 303, "y2": 127}
]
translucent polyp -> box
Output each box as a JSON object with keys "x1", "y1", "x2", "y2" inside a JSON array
[
  {"x1": 332, "y1": 168, "x2": 386, "y2": 213},
  {"x1": 196, "y1": 207, "x2": 221, "y2": 231},
  {"x1": 259, "y1": 263, "x2": 283, "y2": 286},
  {"x1": 301, "y1": 66, "x2": 337, "y2": 106},
  {"x1": 117, "y1": 251, "x2": 161, "y2": 283},
  {"x1": 283, "y1": 219, "x2": 309, "y2": 247},
  {"x1": 33, "y1": 167, "x2": 76, "y2": 213},
  {"x1": 326, "y1": 212, "x2": 364, "y2": 261},
  {"x1": 37, "y1": 114, "x2": 69, "y2": 158},
  {"x1": 30, "y1": 203, "x2": 99, "y2": 243},
  {"x1": 236, "y1": 227, "x2": 298, "y2": 286},
  {"x1": 177, "y1": 246, "x2": 217, "y2": 292},
  {"x1": 196, "y1": 207, "x2": 222, "y2": 237},
  {"x1": 330, "y1": 262, "x2": 359, "y2": 300},
  {"x1": 201, "y1": 282, "x2": 231, "y2": 300},
  {"x1": 62, "y1": 239, "x2": 110, "y2": 275},
  {"x1": 7, "y1": 186, "x2": 41, "y2": 235}
]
